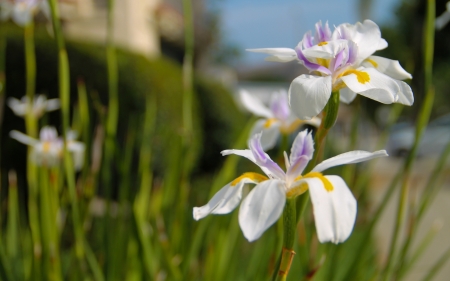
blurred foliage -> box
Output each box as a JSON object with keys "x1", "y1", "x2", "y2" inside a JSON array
[
  {"x1": 379, "y1": 0, "x2": 450, "y2": 118},
  {"x1": 1, "y1": 23, "x2": 245, "y2": 178}
]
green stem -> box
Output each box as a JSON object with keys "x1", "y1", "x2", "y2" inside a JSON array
[
  {"x1": 296, "y1": 91, "x2": 340, "y2": 222},
  {"x1": 48, "y1": 0, "x2": 85, "y2": 263},
  {"x1": 24, "y1": 22, "x2": 36, "y2": 102},
  {"x1": 275, "y1": 198, "x2": 297, "y2": 281},
  {"x1": 39, "y1": 168, "x2": 62, "y2": 281},
  {"x1": 182, "y1": 0, "x2": 194, "y2": 140}
]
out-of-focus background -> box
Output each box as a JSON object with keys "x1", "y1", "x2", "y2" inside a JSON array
[{"x1": 1, "y1": 0, "x2": 450, "y2": 280}]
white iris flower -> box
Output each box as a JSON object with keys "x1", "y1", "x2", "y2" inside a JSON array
[
  {"x1": 240, "y1": 89, "x2": 321, "y2": 150},
  {"x1": 8, "y1": 95, "x2": 60, "y2": 118},
  {"x1": 10, "y1": 126, "x2": 85, "y2": 170},
  {"x1": 0, "y1": 0, "x2": 49, "y2": 26},
  {"x1": 248, "y1": 20, "x2": 414, "y2": 120},
  {"x1": 193, "y1": 130, "x2": 387, "y2": 243}
]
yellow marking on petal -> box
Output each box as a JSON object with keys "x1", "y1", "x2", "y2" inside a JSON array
[
  {"x1": 286, "y1": 182, "x2": 308, "y2": 198},
  {"x1": 318, "y1": 41, "x2": 328, "y2": 46},
  {"x1": 341, "y1": 69, "x2": 370, "y2": 84},
  {"x1": 366, "y1": 59, "x2": 378, "y2": 68},
  {"x1": 316, "y1": 58, "x2": 330, "y2": 68},
  {"x1": 231, "y1": 172, "x2": 268, "y2": 186},
  {"x1": 280, "y1": 119, "x2": 303, "y2": 134},
  {"x1": 292, "y1": 172, "x2": 334, "y2": 192},
  {"x1": 264, "y1": 118, "x2": 277, "y2": 128},
  {"x1": 43, "y1": 142, "x2": 51, "y2": 153}
]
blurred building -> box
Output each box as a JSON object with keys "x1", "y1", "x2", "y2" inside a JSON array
[{"x1": 62, "y1": 0, "x2": 161, "y2": 58}]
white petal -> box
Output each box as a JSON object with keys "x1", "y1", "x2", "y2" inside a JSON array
[
  {"x1": 221, "y1": 149, "x2": 275, "y2": 179},
  {"x1": 436, "y1": 11, "x2": 450, "y2": 30},
  {"x1": 7, "y1": 97, "x2": 26, "y2": 116},
  {"x1": 334, "y1": 20, "x2": 383, "y2": 62},
  {"x1": 377, "y1": 39, "x2": 388, "y2": 50},
  {"x1": 339, "y1": 87, "x2": 357, "y2": 104},
  {"x1": 45, "y1": 99, "x2": 61, "y2": 112},
  {"x1": 240, "y1": 90, "x2": 273, "y2": 118},
  {"x1": 246, "y1": 48, "x2": 298, "y2": 62},
  {"x1": 395, "y1": 80, "x2": 414, "y2": 106},
  {"x1": 302, "y1": 39, "x2": 348, "y2": 59},
  {"x1": 289, "y1": 75, "x2": 332, "y2": 120},
  {"x1": 362, "y1": 56, "x2": 412, "y2": 80},
  {"x1": 10, "y1": 130, "x2": 38, "y2": 146},
  {"x1": 341, "y1": 68, "x2": 399, "y2": 104},
  {"x1": 249, "y1": 119, "x2": 281, "y2": 151},
  {"x1": 312, "y1": 150, "x2": 388, "y2": 173},
  {"x1": 238, "y1": 180, "x2": 285, "y2": 242},
  {"x1": 68, "y1": 141, "x2": 85, "y2": 170},
  {"x1": 193, "y1": 178, "x2": 256, "y2": 220},
  {"x1": 308, "y1": 176, "x2": 357, "y2": 244}
]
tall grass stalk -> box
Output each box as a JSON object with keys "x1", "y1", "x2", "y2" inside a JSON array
[
  {"x1": 381, "y1": 0, "x2": 435, "y2": 279},
  {"x1": 47, "y1": 0, "x2": 85, "y2": 263}
]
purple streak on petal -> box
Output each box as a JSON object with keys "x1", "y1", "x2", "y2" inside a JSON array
[
  {"x1": 302, "y1": 31, "x2": 314, "y2": 49},
  {"x1": 40, "y1": 126, "x2": 58, "y2": 141},
  {"x1": 285, "y1": 130, "x2": 315, "y2": 182},
  {"x1": 346, "y1": 40, "x2": 358, "y2": 65},
  {"x1": 289, "y1": 130, "x2": 314, "y2": 165},
  {"x1": 295, "y1": 47, "x2": 332, "y2": 75},
  {"x1": 249, "y1": 134, "x2": 285, "y2": 179},
  {"x1": 330, "y1": 48, "x2": 345, "y2": 72},
  {"x1": 270, "y1": 91, "x2": 290, "y2": 121},
  {"x1": 314, "y1": 21, "x2": 332, "y2": 44}
]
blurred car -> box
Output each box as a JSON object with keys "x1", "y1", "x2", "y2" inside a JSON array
[{"x1": 386, "y1": 114, "x2": 450, "y2": 157}]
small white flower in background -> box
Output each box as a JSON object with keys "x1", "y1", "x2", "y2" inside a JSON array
[
  {"x1": 240, "y1": 89, "x2": 321, "y2": 150},
  {"x1": 7, "y1": 95, "x2": 60, "y2": 118},
  {"x1": 0, "y1": 0, "x2": 49, "y2": 26},
  {"x1": 193, "y1": 130, "x2": 387, "y2": 243},
  {"x1": 248, "y1": 20, "x2": 414, "y2": 120},
  {"x1": 10, "y1": 126, "x2": 85, "y2": 170},
  {"x1": 436, "y1": 2, "x2": 450, "y2": 30}
]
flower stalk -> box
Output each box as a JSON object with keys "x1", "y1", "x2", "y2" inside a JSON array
[{"x1": 275, "y1": 198, "x2": 297, "y2": 281}]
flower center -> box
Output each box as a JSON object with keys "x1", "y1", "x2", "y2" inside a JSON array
[
  {"x1": 286, "y1": 172, "x2": 334, "y2": 198},
  {"x1": 341, "y1": 69, "x2": 370, "y2": 84},
  {"x1": 264, "y1": 118, "x2": 277, "y2": 128}
]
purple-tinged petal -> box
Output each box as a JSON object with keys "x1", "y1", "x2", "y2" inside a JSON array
[
  {"x1": 314, "y1": 21, "x2": 332, "y2": 44},
  {"x1": 289, "y1": 130, "x2": 314, "y2": 165},
  {"x1": 270, "y1": 90, "x2": 290, "y2": 121},
  {"x1": 295, "y1": 47, "x2": 332, "y2": 75},
  {"x1": 330, "y1": 48, "x2": 345, "y2": 72},
  {"x1": 248, "y1": 134, "x2": 285, "y2": 179},
  {"x1": 302, "y1": 31, "x2": 314, "y2": 49},
  {"x1": 40, "y1": 126, "x2": 58, "y2": 141}
]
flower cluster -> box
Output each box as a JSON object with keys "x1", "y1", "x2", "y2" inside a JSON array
[
  {"x1": 0, "y1": 0, "x2": 49, "y2": 26},
  {"x1": 249, "y1": 20, "x2": 413, "y2": 120},
  {"x1": 194, "y1": 20, "x2": 414, "y2": 245},
  {"x1": 8, "y1": 94, "x2": 60, "y2": 118},
  {"x1": 10, "y1": 126, "x2": 85, "y2": 170}
]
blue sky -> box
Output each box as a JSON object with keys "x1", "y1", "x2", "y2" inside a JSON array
[{"x1": 215, "y1": 0, "x2": 401, "y2": 65}]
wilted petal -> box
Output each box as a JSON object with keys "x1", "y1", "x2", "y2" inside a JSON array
[
  {"x1": 246, "y1": 48, "x2": 298, "y2": 62},
  {"x1": 240, "y1": 90, "x2": 273, "y2": 118},
  {"x1": 249, "y1": 119, "x2": 281, "y2": 151},
  {"x1": 289, "y1": 75, "x2": 332, "y2": 120},
  {"x1": 239, "y1": 180, "x2": 285, "y2": 242},
  {"x1": 362, "y1": 56, "x2": 412, "y2": 80},
  {"x1": 307, "y1": 176, "x2": 357, "y2": 244},
  {"x1": 340, "y1": 68, "x2": 400, "y2": 104},
  {"x1": 312, "y1": 150, "x2": 388, "y2": 173}
]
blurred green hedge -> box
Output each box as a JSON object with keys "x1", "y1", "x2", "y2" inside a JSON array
[{"x1": 1, "y1": 24, "x2": 245, "y2": 177}]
